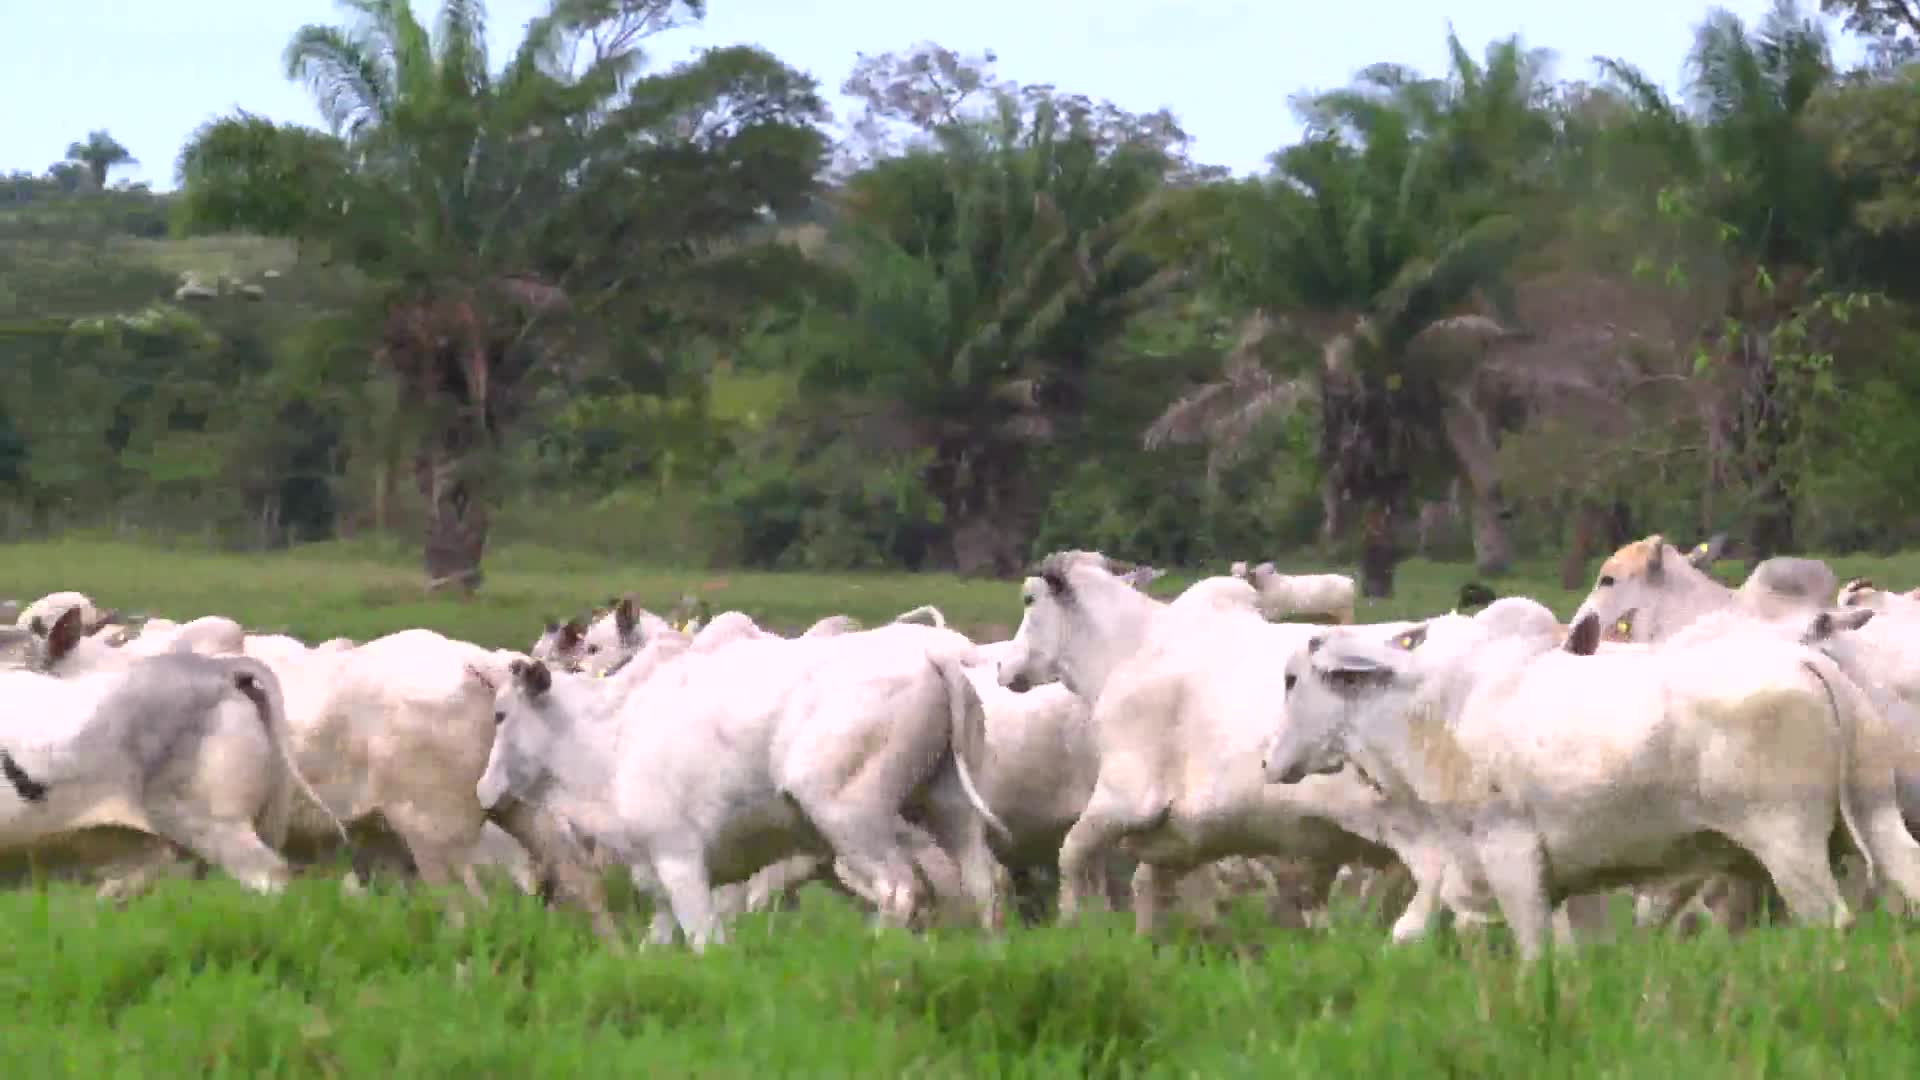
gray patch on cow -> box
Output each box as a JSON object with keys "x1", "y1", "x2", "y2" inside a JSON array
[{"x1": 1747, "y1": 557, "x2": 1837, "y2": 602}]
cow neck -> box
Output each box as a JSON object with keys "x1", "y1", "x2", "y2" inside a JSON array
[
  {"x1": 1059, "y1": 584, "x2": 1162, "y2": 703},
  {"x1": 1644, "y1": 564, "x2": 1737, "y2": 644},
  {"x1": 1361, "y1": 635, "x2": 1539, "y2": 810}
]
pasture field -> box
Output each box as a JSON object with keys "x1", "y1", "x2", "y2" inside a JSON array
[{"x1": 8, "y1": 538, "x2": 1920, "y2": 1075}]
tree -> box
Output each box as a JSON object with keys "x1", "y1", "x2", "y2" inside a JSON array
[
  {"x1": 1147, "y1": 29, "x2": 1554, "y2": 591},
  {"x1": 791, "y1": 75, "x2": 1185, "y2": 575},
  {"x1": 175, "y1": 0, "x2": 828, "y2": 590},
  {"x1": 65, "y1": 130, "x2": 136, "y2": 189},
  {"x1": 1820, "y1": 0, "x2": 1920, "y2": 64},
  {"x1": 1595, "y1": 0, "x2": 1849, "y2": 559}
]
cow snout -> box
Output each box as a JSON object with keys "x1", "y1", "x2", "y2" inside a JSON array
[{"x1": 1005, "y1": 672, "x2": 1034, "y2": 694}]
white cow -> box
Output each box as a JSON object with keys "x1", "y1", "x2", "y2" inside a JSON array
[
  {"x1": 995, "y1": 550, "x2": 1411, "y2": 934},
  {"x1": 1567, "y1": 533, "x2": 1881, "y2": 928},
  {"x1": 0, "y1": 607, "x2": 341, "y2": 896},
  {"x1": 1231, "y1": 562, "x2": 1357, "y2": 624},
  {"x1": 1839, "y1": 577, "x2": 1920, "y2": 617},
  {"x1": 122, "y1": 615, "x2": 248, "y2": 659},
  {"x1": 25, "y1": 616, "x2": 523, "y2": 904},
  {"x1": 15, "y1": 591, "x2": 104, "y2": 632},
  {"x1": 482, "y1": 623, "x2": 1006, "y2": 950},
  {"x1": 1262, "y1": 605, "x2": 1920, "y2": 963}
]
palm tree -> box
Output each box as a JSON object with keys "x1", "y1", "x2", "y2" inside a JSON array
[
  {"x1": 1594, "y1": 0, "x2": 1846, "y2": 556},
  {"x1": 1147, "y1": 30, "x2": 1552, "y2": 591},
  {"x1": 65, "y1": 130, "x2": 136, "y2": 189},
  {"x1": 176, "y1": 0, "x2": 828, "y2": 589},
  {"x1": 792, "y1": 94, "x2": 1184, "y2": 576}
]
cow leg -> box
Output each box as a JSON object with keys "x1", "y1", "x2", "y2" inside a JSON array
[
  {"x1": 489, "y1": 800, "x2": 623, "y2": 948},
  {"x1": 893, "y1": 823, "x2": 974, "y2": 929},
  {"x1": 1849, "y1": 796, "x2": 1920, "y2": 917},
  {"x1": 799, "y1": 802, "x2": 921, "y2": 930},
  {"x1": 652, "y1": 850, "x2": 724, "y2": 952},
  {"x1": 913, "y1": 781, "x2": 1002, "y2": 931},
  {"x1": 645, "y1": 908, "x2": 679, "y2": 946},
  {"x1": 1734, "y1": 818, "x2": 1852, "y2": 931},
  {"x1": 737, "y1": 854, "x2": 831, "y2": 915},
  {"x1": 151, "y1": 814, "x2": 293, "y2": 896},
  {"x1": 1057, "y1": 784, "x2": 1161, "y2": 922},
  {"x1": 96, "y1": 841, "x2": 198, "y2": 905},
  {"x1": 383, "y1": 804, "x2": 488, "y2": 926},
  {"x1": 1390, "y1": 847, "x2": 1467, "y2": 944},
  {"x1": 1472, "y1": 822, "x2": 1554, "y2": 964},
  {"x1": 1131, "y1": 861, "x2": 1187, "y2": 935},
  {"x1": 1356, "y1": 863, "x2": 1415, "y2": 926},
  {"x1": 1556, "y1": 892, "x2": 1613, "y2": 945},
  {"x1": 1632, "y1": 879, "x2": 1700, "y2": 934}
]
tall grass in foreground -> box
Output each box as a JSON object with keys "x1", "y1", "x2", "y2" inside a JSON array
[{"x1": 1, "y1": 878, "x2": 1917, "y2": 1075}]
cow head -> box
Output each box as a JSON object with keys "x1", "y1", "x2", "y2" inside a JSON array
[
  {"x1": 477, "y1": 657, "x2": 558, "y2": 812},
  {"x1": 1263, "y1": 623, "x2": 1425, "y2": 786},
  {"x1": 1570, "y1": 532, "x2": 1728, "y2": 643},
  {"x1": 995, "y1": 550, "x2": 1143, "y2": 696},
  {"x1": 529, "y1": 615, "x2": 590, "y2": 672},
  {"x1": 22, "y1": 607, "x2": 88, "y2": 673}
]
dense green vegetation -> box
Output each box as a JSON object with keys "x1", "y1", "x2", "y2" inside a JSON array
[{"x1": 7, "y1": 0, "x2": 1920, "y2": 598}]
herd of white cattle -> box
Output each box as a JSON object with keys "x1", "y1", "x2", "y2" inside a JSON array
[{"x1": 8, "y1": 535, "x2": 1920, "y2": 963}]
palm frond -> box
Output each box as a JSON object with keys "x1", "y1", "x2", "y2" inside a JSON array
[
  {"x1": 284, "y1": 25, "x2": 395, "y2": 137},
  {"x1": 1143, "y1": 309, "x2": 1313, "y2": 480}
]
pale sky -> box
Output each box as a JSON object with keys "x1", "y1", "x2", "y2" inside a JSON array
[{"x1": 4, "y1": 1, "x2": 1867, "y2": 190}]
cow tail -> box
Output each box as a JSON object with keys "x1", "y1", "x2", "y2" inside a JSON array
[
  {"x1": 931, "y1": 652, "x2": 1010, "y2": 843},
  {"x1": 1802, "y1": 657, "x2": 1876, "y2": 890},
  {"x1": 226, "y1": 658, "x2": 349, "y2": 850}
]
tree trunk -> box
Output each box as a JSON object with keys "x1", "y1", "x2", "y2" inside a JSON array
[
  {"x1": 373, "y1": 462, "x2": 391, "y2": 538},
  {"x1": 1318, "y1": 473, "x2": 1349, "y2": 554},
  {"x1": 414, "y1": 433, "x2": 489, "y2": 594},
  {"x1": 1441, "y1": 392, "x2": 1511, "y2": 576},
  {"x1": 1358, "y1": 500, "x2": 1398, "y2": 599},
  {"x1": 1561, "y1": 500, "x2": 1609, "y2": 590},
  {"x1": 950, "y1": 511, "x2": 1025, "y2": 579}
]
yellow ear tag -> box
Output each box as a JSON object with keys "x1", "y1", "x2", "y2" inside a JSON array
[
  {"x1": 1614, "y1": 619, "x2": 1631, "y2": 636},
  {"x1": 1394, "y1": 634, "x2": 1415, "y2": 649}
]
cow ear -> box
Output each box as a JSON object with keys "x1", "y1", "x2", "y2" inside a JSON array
[
  {"x1": 615, "y1": 596, "x2": 639, "y2": 636},
  {"x1": 510, "y1": 658, "x2": 552, "y2": 696},
  {"x1": 1306, "y1": 633, "x2": 1329, "y2": 655},
  {"x1": 1389, "y1": 624, "x2": 1429, "y2": 651},
  {"x1": 1564, "y1": 612, "x2": 1601, "y2": 656},
  {"x1": 558, "y1": 619, "x2": 585, "y2": 649},
  {"x1": 1041, "y1": 568, "x2": 1068, "y2": 596},
  {"x1": 1645, "y1": 535, "x2": 1667, "y2": 580},
  {"x1": 1688, "y1": 533, "x2": 1728, "y2": 570},
  {"x1": 1836, "y1": 607, "x2": 1877, "y2": 633},
  {"x1": 1807, "y1": 607, "x2": 1876, "y2": 644},
  {"x1": 46, "y1": 607, "x2": 85, "y2": 663}
]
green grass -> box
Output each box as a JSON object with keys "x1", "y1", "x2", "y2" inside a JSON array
[
  {"x1": 3, "y1": 878, "x2": 1919, "y2": 1075},
  {"x1": 9, "y1": 537, "x2": 1920, "y2": 1074}
]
